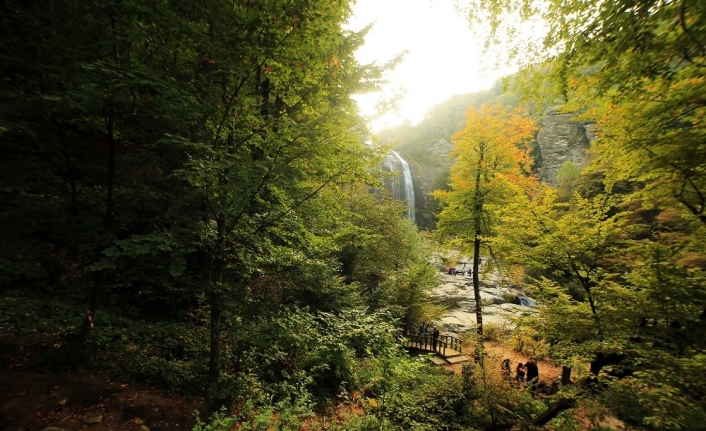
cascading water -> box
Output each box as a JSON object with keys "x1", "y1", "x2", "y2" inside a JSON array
[
  {"x1": 383, "y1": 153, "x2": 401, "y2": 200},
  {"x1": 382, "y1": 151, "x2": 416, "y2": 222},
  {"x1": 393, "y1": 151, "x2": 416, "y2": 221}
]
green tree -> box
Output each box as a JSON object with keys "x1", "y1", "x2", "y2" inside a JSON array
[
  {"x1": 495, "y1": 182, "x2": 706, "y2": 428},
  {"x1": 333, "y1": 184, "x2": 441, "y2": 329},
  {"x1": 152, "y1": 0, "x2": 382, "y2": 409},
  {"x1": 0, "y1": 0, "x2": 390, "y2": 412},
  {"x1": 464, "y1": 2, "x2": 706, "y2": 425},
  {"x1": 495, "y1": 187, "x2": 626, "y2": 380},
  {"x1": 434, "y1": 104, "x2": 537, "y2": 341},
  {"x1": 556, "y1": 161, "x2": 582, "y2": 201},
  {"x1": 465, "y1": 0, "x2": 706, "y2": 225}
]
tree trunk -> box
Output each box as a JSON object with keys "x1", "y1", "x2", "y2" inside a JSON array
[
  {"x1": 76, "y1": 112, "x2": 116, "y2": 346},
  {"x1": 76, "y1": 7, "x2": 121, "y2": 345},
  {"x1": 473, "y1": 224, "x2": 483, "y2": 338},
  {"x1": 531, "y1": 398, "x2": 576, "y2": 426},
  {"x1": 561, "y1": 366, "x2": 572, "y2": 385},
  {"x1": 472, "y1": 162, "x2": 484, "y2": 363},
  {"x1": 205, "y1": 287, "x2": 222, "y2": 413},
  {"x1": 76, "y1": 272, "x2": 101, "y2": 346},
  {"x1": 205, "y1": 214, "x2": 227, "y2": 414},
  {"x1": 53, "y1": 119, "x2": 79, "y2": 214},
  {"x1": 472, "y1": 158, "x2": 484, "y2": 337}
]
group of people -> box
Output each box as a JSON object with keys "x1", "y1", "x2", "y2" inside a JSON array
[
  {"x1": 418, "y1": 322, "x2": 441, "y2": 351},
  {"x1": 447, "y1": 258, "x2": 482, "y2": 276},
  {"x1": 448, "y1": 267, "x2": 472, "y2": 276},
  {"x1": 501, "y1": 358, "x2": 540, "y2": 397}
]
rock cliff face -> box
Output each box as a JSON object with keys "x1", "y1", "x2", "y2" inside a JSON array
[
  {"x1": 536, "y1": 108, "x2": 595, "y2": 186},
  {"x1": 400, "y1": 110, "x2": 594, "y2": 227},
  {"x1": 406, "y1": 139, "x2": 455, "y2": 229}
]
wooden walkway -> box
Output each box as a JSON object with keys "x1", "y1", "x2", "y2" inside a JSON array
[{"x1": 400, "y1": 332, "x2": 470, "y2": 364}]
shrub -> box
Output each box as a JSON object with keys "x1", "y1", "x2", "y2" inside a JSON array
[
  {"x1": 510, "y1": 334, "x2": 549, "y2": 359},
  {"x1": 482, "y1": 322, "x2": 511, "y2": 342}
]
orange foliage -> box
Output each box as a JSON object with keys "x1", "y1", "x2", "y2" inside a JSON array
[{"x1": 448, "y1": 104, "x2": 538, "y2": 197}]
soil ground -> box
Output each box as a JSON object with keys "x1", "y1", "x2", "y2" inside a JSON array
[
  {"x1": 442, "y1": 341, "x2": 563, "y2": 385},
  {"x1": 439, "y1": 342, "x2": 627, "y2": 430},
  {"x1": 1, "y1": 344, "x2": 623, "y2": 431},
  {"x1": 0, "y1": 370, "x2": 199, "y2": 431}
]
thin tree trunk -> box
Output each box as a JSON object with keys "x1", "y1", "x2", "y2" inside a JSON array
[
  {"x1": 54, "y1": 119, "x2": 79, "y2": 214},
  {"x1": 473, "y1": 224, "x2": 483, "y2": 338},
  {"x1": 206, "y1": 288, "x2": 222, "y2": 410},
  {"x1": 76, "y1": 10, "x2": 121, "y2": 345},
  {"x1": 472, "y1": 161, "x2": 484, "y2": 362},
  {"x1": 104, "y1": 113, "x2": 116, "y2": 225},
  {"x1": 206, "y1": 214, "x2": 227, "y2": 413},
  {"x1": 76, "y1": 112, "x2": 116, "y2": 346},
  {"x1": 76, "y1": 272, "x2": 101, "y2": 345}
]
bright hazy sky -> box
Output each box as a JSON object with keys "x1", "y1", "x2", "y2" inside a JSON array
[{"x1": 347, "y1": 0, "x2": 515, "y2": 131}]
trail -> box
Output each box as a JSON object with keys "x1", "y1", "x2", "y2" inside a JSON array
[{"x1": 443, "y1": 341, "x2": 562, "y2": 385}]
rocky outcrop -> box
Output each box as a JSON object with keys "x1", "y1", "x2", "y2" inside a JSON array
[
  {"x1": 536, "y1": 108, "x2": 595, "y2": 186},
  {"x1": 406, "y1": 139, "x2": 455, "y2": 228},
  {"x1": 426, "y1": 138, "x2": 455, "y2": 164},
  {"x1": 432, "y1": 264, "x2": 537, "y2": 336}
]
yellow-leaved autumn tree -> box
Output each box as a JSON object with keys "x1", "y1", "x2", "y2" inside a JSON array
[{"x1": 434, "y1": 103, "x2": 537, "y2": 342}]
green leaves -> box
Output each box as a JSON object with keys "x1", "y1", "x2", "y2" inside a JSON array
[{"x1": 0, "y1": 0, "x2": 446, "y2": 424}]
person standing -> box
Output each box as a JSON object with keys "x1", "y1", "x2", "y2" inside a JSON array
[
  {"x1": 432, "y1": 327, "x2": 440, "y2": 352},
  {"x1": 525, "y1": 358, "x2": 539, "y2": 397},
  {"x1": 515, "y1": 362, "x2": 526, "y2": 384},
  {"x1": 501, "y1": 359, "x2": 511, "y2": 380},
  {"x1": 418, "y1": 322, "x2": 426, "y2": 346}
]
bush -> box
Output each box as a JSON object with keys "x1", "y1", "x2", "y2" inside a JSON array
[
  {"x1": 355, "y1": 357, "x2": 469, "y2": 431},
  {"x1": 192, "y1": 400, "x2": 313, "y2": 431},
  {"x1": 482, "y1": 322, "x2": 511, "y2": 342}
]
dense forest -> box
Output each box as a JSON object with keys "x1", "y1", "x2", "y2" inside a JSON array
[{"x1": 1, "y1": 1, "x2": 705, "y2": 431}]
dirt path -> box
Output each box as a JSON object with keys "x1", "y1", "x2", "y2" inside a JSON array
[
  {"x1": 0, "y1": 370, "x2": 198, "y2": 431},
  {"x1": 443, "y1": 341, "x2": 562, "y2": 384},
  {"x1": 438, "y1": 342, "x2": 630, "y2": 430}
]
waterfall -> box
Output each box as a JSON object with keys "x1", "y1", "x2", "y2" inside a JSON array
[
  {"x1": 393, "y1": 151, "x2": 416, "y2": 221},
  {"x1": 383, "y1": 151, "x2": 416, "y2": 222}
]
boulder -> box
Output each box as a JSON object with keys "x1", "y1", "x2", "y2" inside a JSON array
[
  {"x1": 512, "y1": 295, "x2": 538, "y2": 307},
  {"x1": 480, "y1": 290, "x2": 506, "y2": 305}
]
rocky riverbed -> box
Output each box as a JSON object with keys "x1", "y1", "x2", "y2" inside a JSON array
[{"x1": 431, "y1": 262, "x2": 538, "y2": 337}]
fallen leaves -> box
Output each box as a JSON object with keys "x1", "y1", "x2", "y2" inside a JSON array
[{"x1": 84, "y1": 415, "x2": 103, "y2": 424}]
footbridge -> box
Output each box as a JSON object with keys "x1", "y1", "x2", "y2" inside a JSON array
[{"x1": 400, "y1": 332, "x2": 470, "y2": 365}]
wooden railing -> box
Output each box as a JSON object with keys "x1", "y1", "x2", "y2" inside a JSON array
[{"x1": 400, "y1": 331, "x2": 463, "y2": 356}]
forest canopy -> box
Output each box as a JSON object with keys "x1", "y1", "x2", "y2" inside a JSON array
[
  {"x1": 1, "y1": 0, "x2": 705, "y2": 430},
  {"x1": 0, "y1": 0, "x2": 441, "y2": 420}
]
